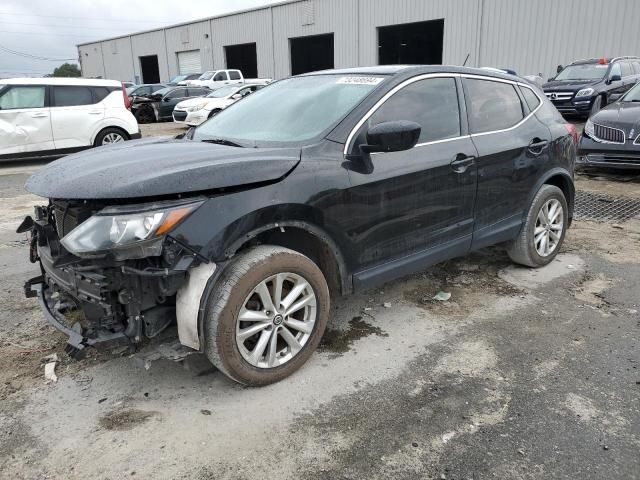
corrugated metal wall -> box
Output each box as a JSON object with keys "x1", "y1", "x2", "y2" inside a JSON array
[
  {"x1": 212, "y1": 8, "x2": 274, "y2": 77},
  {"x1": 165, "y1": 20, "x2": 214, "y2": 76},
  {"x1": 358, "y1": 0, "x2": 482, "y2": 67},
  {"x1": 78, "y1": 0, "x2": 640, "y2": 82},
  {"x1": 479, "y1": 0, "x2": 640, "y2": 78},
  {"x1": 271, "y1": 0, "x2": 359, "y2": 78}
]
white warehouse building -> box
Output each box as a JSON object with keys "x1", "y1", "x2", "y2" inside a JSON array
[{"x1": 77, "y1": 0, "x2": 640, "y2": 84}]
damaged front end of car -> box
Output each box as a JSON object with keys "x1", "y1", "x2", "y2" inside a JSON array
[{"x1": 19, "y1": 197, "x2": 206, "y2": 358}]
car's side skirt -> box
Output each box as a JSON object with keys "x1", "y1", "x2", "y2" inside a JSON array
[
  {"x1": 0, "y1": 146, "x2": 89, "y2": 162},
  {"x1": 471, "y1": 214, "x2": 523, "y2": 251},
  {"x1": 352, "y1": 235, "x2": 472, "y2": 292}
]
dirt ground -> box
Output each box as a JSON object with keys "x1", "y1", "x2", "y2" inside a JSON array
[{"x1": 0, "y1": 149, "x2": 638, "y2": 479}]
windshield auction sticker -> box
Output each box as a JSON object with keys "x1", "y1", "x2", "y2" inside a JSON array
[{"x1": 337, "y1": 76, "x2": 385, "y2": 85}]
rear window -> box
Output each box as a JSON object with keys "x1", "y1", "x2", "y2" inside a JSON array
[
  {"x1": 520, "y1": 86, "x2": 541, "y2": 112},
  {"x1": 464, "y1": 78, "x2": 524, "y2": 134},
  {"x1": 53, "y1": 86, "x2": 94, "y2": 107},
  {"x1": 0, "y1": 85, "x2": 45, "y2": 109}
]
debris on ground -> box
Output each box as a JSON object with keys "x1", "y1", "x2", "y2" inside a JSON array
[
  {"x1": 201, "y1": 409, "x2": 212, "y2": 416},
  {"x1": 44, "y1": 361, "x2": 57, "y2": 383},
  {"x1": 383, "y1": 302, "x2": 392, "y2": 308},
  {"x1": 433, "y1": 291, "x2": 452, "y2": 302}
]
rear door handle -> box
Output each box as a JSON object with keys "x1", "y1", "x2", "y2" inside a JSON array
[
  {"x1": 527, "y1": 139, "x2": 549, "y2": 155},
  {"x1": 88, "y1": 110, "x2": 102, "y2": 115},
  {"x1": 450, "y1": 154, "x2": 475, "y2": 174},
  {"x1": 30, "y1": 112, "x2": 48, "y2": 118}
]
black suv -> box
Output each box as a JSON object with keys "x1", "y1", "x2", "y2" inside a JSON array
[
  {"x1": 20, "y1": 66, "x2": 576, "y2": 386},
  {"x1": 543, "y1": 57, "x2": 640, "y2": 118}
]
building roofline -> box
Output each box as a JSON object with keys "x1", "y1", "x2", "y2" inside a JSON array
[{"x1": 76, "y1": 0, "x2": 301, "y2": 47}]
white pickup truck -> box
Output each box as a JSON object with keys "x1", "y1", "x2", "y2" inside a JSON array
[{"x1": 185, "y1": 69, "x2": 271, "y2": 90}]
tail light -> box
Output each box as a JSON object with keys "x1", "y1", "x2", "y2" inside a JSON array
[
  {"x1": 564, "y1": 123, "x2": 578, "y2": 144},
  {"x1": 121, "y1": 82, "x2": 131, "y2": 110}
]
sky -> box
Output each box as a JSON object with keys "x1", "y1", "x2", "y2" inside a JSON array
[{"x1": 0, "y1": 0, "x2": 278, "y2": 77}]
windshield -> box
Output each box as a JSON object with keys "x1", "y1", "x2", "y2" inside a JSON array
[
  {"x1": 206, "y1": 85, "x2": 238, "y2": 98},
  {"x1": 170, "y1": 75, "x2": 186, "y2": 83},
  {"x1": 554, "y1": 64, "x2": 608, "y2": 81},
  {"x1": 199, "y1": 72, "x2": 215, "y2": 80},
  {"x1": 621, "y1": 82, "x2": 640, "y2": 102},
  {"x1": 193, "y1": 75, "x2": 384, "y2": 146}
]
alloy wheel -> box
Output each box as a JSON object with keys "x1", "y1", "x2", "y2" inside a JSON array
[
  {"x1": 534, "y1": 199, "x2": 564, "y2": 257},
  {"x1": 236, "y1": 272, "x2": 317, "y2": 369},
  {"x1": 102, "y1": 133, "x2": 124, "y2": 145}
]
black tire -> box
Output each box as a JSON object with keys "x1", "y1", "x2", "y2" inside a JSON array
[
  {"x1": 507, "y1": 185, "x2": 568, "y2": 268},
  {"x1": 135, "y1": 106, "x2": 155, "y2": 124},
  {"x1": 208, "y1": 109, "x2": 221, "y2": 119},
  {"x1": 93, "y1": 127, "x2": 129, "y2": 147},
  {"x1": 590, "y1": 95, "x2": 603, "y2": 116},
  {"x1": 203, "y1": 246, "x2": 330, "y2": 386}
]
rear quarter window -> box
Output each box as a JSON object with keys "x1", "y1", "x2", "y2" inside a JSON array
[
  {"x1": 229, "y1": 71, "x2": 241, "y2": 80},
  {"x1": 464, "y1": 78, "x2": 524, "y2": 134},
  {"x1": 520, "y1": 86, "x2": 541, "y2": 112},
  {"x1": 53, "y1": 86, "x2": 94, "y2": 107}
]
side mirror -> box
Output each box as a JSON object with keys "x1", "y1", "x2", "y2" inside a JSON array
[
  {"x1": 609, "y1": 74, "x2": 622, "y2": 83},
  {"x1": 231, "y1": 93, "x2": 242, "y2": 100},
  {"x1": 547, "y1": 78, "x2": 555, "y2": 83},
  {"x1": 363, "y1": 121, "x2": 421, "y2": 154},
  {"x1": 163, "y1": 97, "x2": 171, "y2": 102}
]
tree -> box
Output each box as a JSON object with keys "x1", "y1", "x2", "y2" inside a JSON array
[{"x1": 50, "y1": 63, "x2": 81, "y2": 78}]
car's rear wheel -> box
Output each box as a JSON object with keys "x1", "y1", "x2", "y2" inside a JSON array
[
  {"x1": 94, "y1": 128, "x2": 128, "y2": 147},
  {"x1": 203, "y1": 246, "x2": 330, "y2": 386},
  {"x1": 507, "y1": 185, "x2": 568, "y2": 268}
]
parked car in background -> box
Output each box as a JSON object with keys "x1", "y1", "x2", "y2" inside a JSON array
[
  {"x1": 122, "y1": 81, "x2": 136, "y2": 89},
  {"x1": 131, "y1": 86, "x2": 210, "y2": 123},
  {"x1": 578, "y1": 81, "x2": 640, "y2": 170},
  {"x1": 127, "y1": 83, "x2": 167, "y2": 99},
  {"x1": 173, "y1": 83, "x2": 265, "y2": 126},
  {"x1": 21, "y1": 66, "x2": 576, "y2": 386},
  {"x1": 0, "y1": 78, "x2": 140, "y2": 161},
  {"x1": 187, "y1": 69, "x2": 271, "y2": 90},
  {"x1": 543, "y1": 57, "x2": 640, "y2": 117},
  {"x1": 167, "y1": 73, "x2": 202, "y2": 86}
]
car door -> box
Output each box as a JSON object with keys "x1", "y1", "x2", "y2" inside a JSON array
[
  {"x1": 159, "y1": 88, "x2": 188, "y2": 119},
  {"x1": 462, "y1": 76, "x2": 552, "y2": 248},
  {"x1": 0, "y1": 84, "x2": 53, "y2": 156},
  {"x1": 606, "y1": 63, "x2": 627, "y2": 101},
  {"x1": 50, "y1": 85, "x2": 103, "y2": 149},
  {"x1": 343, "y1": 76, "x2": 478, "y2": 274},
  {"x1": 211, "y1": 71, "x2": 229, "y2": 90}
]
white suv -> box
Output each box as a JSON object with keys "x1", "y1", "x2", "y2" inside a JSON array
[{"x1": 0, "y1": 78, "x2": 140, "y2": 161}]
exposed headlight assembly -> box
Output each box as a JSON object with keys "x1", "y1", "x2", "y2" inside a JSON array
[
  {"x1": 575, "y1": 88, "x2": 595, "y2": 98},
  {"x1": 61, "y1": 200, "x2": 203, "y2": 259}
]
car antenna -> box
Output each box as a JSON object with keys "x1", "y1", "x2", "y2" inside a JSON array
[{"x1": 462, "y1": 53, "x2": 470, "y2": 67}]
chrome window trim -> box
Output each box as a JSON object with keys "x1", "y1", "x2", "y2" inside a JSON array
[
  {"x1": 634, "y1": 133, "x2": 640, "y2": 145},
  {"x1": 343, "y1": 73, "x2": 542, "y2": 155}
]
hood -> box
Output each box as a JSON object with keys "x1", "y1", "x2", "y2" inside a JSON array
[
  {"x1": 591, "y1": 101, "x2": 640, "y2": 137},
  {"x1": 175, "y1": 97, "x2": 209, "y2": 109},
  {"x1": 25, "y1": 137, "x2": 301, "y2": 200},
  {"x1": 543, "y1": 79, "x2": 597, "y2": 92}
]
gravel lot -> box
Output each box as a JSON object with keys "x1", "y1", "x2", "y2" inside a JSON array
[{"x1": 0, "y1": 127, "x2": 639, "y2": 479}]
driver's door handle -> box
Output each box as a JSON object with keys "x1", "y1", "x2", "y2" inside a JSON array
[{"x1": 450, "y1": 154, "x2": 476, "y2": 174}]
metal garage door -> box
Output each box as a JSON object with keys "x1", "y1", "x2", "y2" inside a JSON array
[{"x1": 177, "y1": 50, "x2": 201, "y2": 74}]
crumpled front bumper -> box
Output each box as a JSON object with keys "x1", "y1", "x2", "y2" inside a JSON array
[{"x1": 25, "y1": 276, "x2": 130, "y2": 358}]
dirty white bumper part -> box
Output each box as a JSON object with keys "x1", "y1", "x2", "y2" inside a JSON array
[{"x1": 176, "y1": 262, "x2": 217, "y2": 350}]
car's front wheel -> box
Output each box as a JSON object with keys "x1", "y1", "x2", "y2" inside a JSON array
[
  {"x1": 203, "y1": 246, "x2": 330, "y2": 386},
  {"x1": 507, "y1": 185, "x2": 568, "y2": 267}
]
